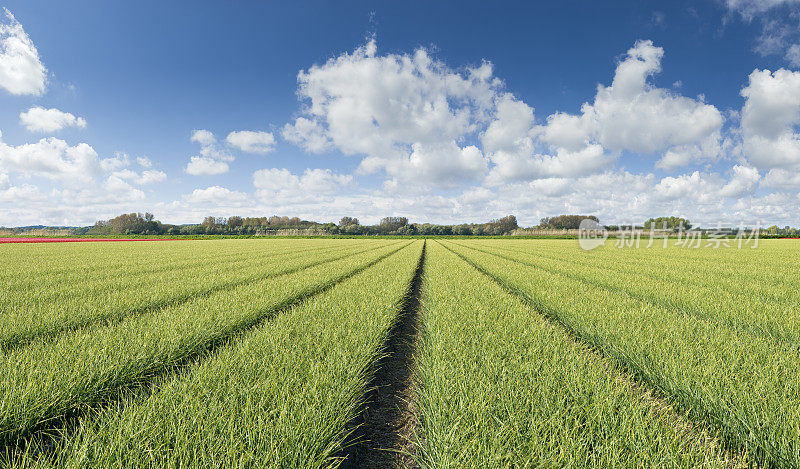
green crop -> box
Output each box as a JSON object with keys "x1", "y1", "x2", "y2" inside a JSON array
[
  {"x1": 414, "y1": 241, "x2": 731, "y2": 467},
  {"x1": 1, "y1": 237, "x2": 798, "y2": 467},
  {"x1": 15, "y1": 241, "x2": 425, "y2": 467},
  {"x1": 0, "y1": 240, "x2": 406, "y2": 453},
  {"x1": 440, "y1": 239, "x2": 800, "y2": 465},
  {"x1": 0, "y1": 239, "x2": 388, "y2": 351}
]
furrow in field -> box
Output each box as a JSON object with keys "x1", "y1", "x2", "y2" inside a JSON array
[
  {"x1": 482, "y1": 240, "x2": 800, "y2": 292},
  {"x1": 452, "y1": 240, "x2": 800, "y2": 348},
  {"x1": 440, "y1": 240, "x2": 800, "y2": 466},
  {"x1": 0, "y1": 240, "x2": 347, "y2": 309},
  {"x1": 0, "y1": 241, "x2": 396, "y2": 353},
  {"x1": 414, "y1": 241, "x2": 734, "y2": 467},
  {"x1": 472, "y1": 239, "x2": 800, "y2": 304},
  {"x1": 0, "y1": 239, "x2": 289, "y2": 281},
  {"x1": 10, "y1": 241, "x2": 425, "y2": 468},
  {"x1": 0, "y1": 240, "x2": 343, "y2": 297},
  {"x1": 337, "y1": 241, "x2": 425, "y2": 469},
  {"x1": 0, "y1": 241, "x2": 410, "y2": 454}
]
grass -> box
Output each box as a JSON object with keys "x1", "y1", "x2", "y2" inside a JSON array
[
  {"x1": 0, "y1": 239, "x2": 393, "y2": 351},
  {"x1": 451, "y1": 240, "x2": 800, "y2": 346},
  {"x1": 441, "y1": 239, "x2": 800, "y2": 465},
  {"x1": 414, "y1": 241, "x2": 731, "y2": 467},
  {"x1": 1, "y1": 237, "x2": 799, "y2": 467},
  {"x1": 11, "y1": 241, "x2": 425, "y2": 467},
  {"x1": 0, "y1": 241, "x2": 407, "y2": 454}
]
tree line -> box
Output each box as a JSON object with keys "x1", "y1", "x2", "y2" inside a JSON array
[
  {"x1": 87, "y1": 212, "x2": 790, "y2": 237},
  {"x1": 86, "y1": 213, "x2": 523, "y2": 236}
]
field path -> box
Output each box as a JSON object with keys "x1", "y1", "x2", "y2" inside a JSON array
[{"x1": 339, "y1": 242, "x2": 426, "y2": 468}]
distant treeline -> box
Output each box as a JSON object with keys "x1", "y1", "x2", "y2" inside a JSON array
[
  {"x1": 8, "y1": 213, "x2": 794, "y2": 237},
  {"x1": 86, "y1": 213, "x2": 523, "y2": 236}
]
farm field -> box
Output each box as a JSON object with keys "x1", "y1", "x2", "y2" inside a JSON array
[
  {"x1": 0, "y1": 238, "x2": 178, "y2": 244},
  {"x1": 1, "y1": 238, "x2": 798, "y2": 467}
]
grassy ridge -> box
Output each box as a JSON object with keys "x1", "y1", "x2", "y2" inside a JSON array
[
  {"x1": 414, "y1": 241, "x2": 730, "y2": 467},
  {"x1": 15, "y1": 241, "x2": 424, "y2": 467},
  {"x1": 442, "y1": 239, "x2": 800, "y2": 465},
  {"x1": 477, "y1": 238, "x2": 800, "y2": 289},
  {"x1": 0, "y1": 240, "x2": 394, "y2": 352},
  {"x1": 453, "y1": 240, "x2": 800, "y2": 346},
  {"x1": 0, "y1": 239, "x2": 339, "y2": 292},
  {"x1": 0, "y1": 241, "x2": 408, "y2": 453},
  {"x1": 1, "y1": 237, "x2": 797, "y2": 466}
]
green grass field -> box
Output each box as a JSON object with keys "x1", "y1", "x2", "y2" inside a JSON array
[{"x1": 1, "y1": 238, "x2": 798, "y2": 467}]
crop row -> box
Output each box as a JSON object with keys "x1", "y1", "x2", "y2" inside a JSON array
[
  {"x1": 415, "y1": 241, "x2": 731, "y2": 466},
  {"x1": 3, "y1": 237, "x2": 795, "y2": 466},
  {"x1": 0, "y1": 240, "x2": 396, "y2": 352},
  {"x1": 0, "y1": 239, "x2": 360, "y2": 298},
  {"x1": 453, "y1": 240, "x2": 800, "y2": 347},
  {"x1": 0, "y1": 239, "x2": 350, "y2": 289},
  {"x1": 9, "y1": 241, "x2": 425, "y2": 467},
  {"x1": 480, "y1": 238, "x2": 800, "y2": 291},
  {"x1": 0, "y1": 240, "x2": 410, "y2": 455},
  {"x1": 441, "y1": 239, "x2": 800, "y2": 465}
]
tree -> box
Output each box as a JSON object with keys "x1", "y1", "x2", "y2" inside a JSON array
[
  {"x1": 643, "y1": 216, "x2": 692, "y2": 232},
  {"x1": 344, "y1": 223, "x2": 366, "y2": 235},
  {"x1": 227, "y1": 216, "x2": 243, "y2": 229},
  {"x1": 540, "y1": 215, "x2": 599, "y2": 230},
  {"x1": 452, "y1": 224, "x2": 473, "y2": 235},
  {"x1": 339, "y1": 217, "x2": 359, "y2": 227},
  {"x1": 243, "y1": 217, "x2": 267, "y2": 228},
  {"x1": 489, "y1": 215, "x2": 518, "y2": 234},
  {"x1": 396, "y1": 224, "x2": 417, "y2": 235},
  {"x1": 92, "y1": 212, "x2": 164, "y2": 235},
  {"x1": 379, "y1": 216, "x2": 408, "y2": 233},
  {"x1": 201, "y1": 216, "x2": 225, "y2": 234}
]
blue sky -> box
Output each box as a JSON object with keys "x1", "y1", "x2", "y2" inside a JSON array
[{"x1": 1, "y1": 0, "x2": 800, "y2": 227}]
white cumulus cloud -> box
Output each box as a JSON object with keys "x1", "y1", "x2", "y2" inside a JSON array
[
  {"x1": 0, "y1": 137, "x2": 101, "y2": 183},
  {"x1": 185, "y1": 156, "x2": 229, "y2": 176},
  {"x1": 0, "y1": 9, "x2": 46, "y2": 96},
  {"x1": 740, "y1": 68, "x2": 800, "y2": 169},
  {"x1": 103, "y1": 175, "x2": 145, "y2": 201},
  {"x1": 185, "y1": 129, "x2": 233, "y2": 175},
  {"x1": 481, "y1": 93, "x2": 614, "y2": 184},
  {"x1": 253, "y1": 167, "x2": 353, "y2": 200},
  {"x1": 99, "y1": 152, "x2": 130, "y2": 172},
  {"x1": 19, "y1": 107, "x2": 87, "y2": 133},
  {"x1": 480, "y1": 41, "x2": 723, "y2": 185},
  {"x1": 762, "y1": 167, "x2": 800, "y2": 187},
  {"x1": 539, "y1": 40, "x2": 724, "y2": 171},
  {"x1": 226, "y1": 130, "x2": 276, "y2": 154},
  {"x1": 284, "y1": 39, "x2": 500, "y2": 188},
  {"x1": 655, "y1": 171, "x2": 717, "y2": 201},
  {"x1": 112, "y1": 169, "x2": 167, "y2": 185},
  {"x1": 191, "y1": 129, "x2": 216, "y2": 147},
  {"x1": 281, "y1": 117, "x2": 332, "y2": 153},
  {"x1": 184, "y1": 186, "x2": 249, "y2": 206},
  {"x1": 0, "y1": 181, "x2": 43, "y2": 203},
  {"x1": 720, "y1": 165, "x2": 760, "y2": 197}
]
